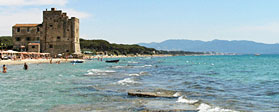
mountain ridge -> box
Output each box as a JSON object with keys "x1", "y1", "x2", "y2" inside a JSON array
[{"x1": 138, "y1": 39, "x2": 279, "y2": 54}]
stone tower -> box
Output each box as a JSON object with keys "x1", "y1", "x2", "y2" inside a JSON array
[{"x1": 12, "y1": 8, "x2": 81, "y2": 56}]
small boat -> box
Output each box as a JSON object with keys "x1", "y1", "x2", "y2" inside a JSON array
[
  {"x1": 255, "y1": 54, "x2": 261, "y2": 56},
  {"x1": 105, "y1": 59, "x2": 119, "y2": 63},
  {"x1": 71, "y1": 60, "x2": 84, "y2": 63}
]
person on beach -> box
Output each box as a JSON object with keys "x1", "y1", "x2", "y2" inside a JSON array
[
  {"x1": 65, "y1": 56, "x2": 68, "y2": 61},
  {"x1": 24, "y1": 63, "x2": 28, "y2": 70},
  {"x1": 2, "y1": 65, "x2": 7, "y2": 73},
  {"x1": 50, "y1": 59, "x2": 52, "y2": 64}
]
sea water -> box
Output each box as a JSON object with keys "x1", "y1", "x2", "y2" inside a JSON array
[{"x1": 0, "y1": 55, "x2": 278, "y2": 112}]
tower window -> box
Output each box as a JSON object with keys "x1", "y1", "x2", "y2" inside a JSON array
[
  {"x1": 37, "y1": 27, "x2": 40, "y2": 32},
  {"x1": 37, "y1": 37, "x2": 40, "y2": 41},
  {"x1": 27, "y1": 27, "x2": 30, "y2": 32},
  {"x1": 26, "y1": 37, "x2": 30, "y2": 41},
  {"x1": 49, "y1": 45, "x2": 53, "y2": 48},
  {"x1": 57, "y1": 36, "x2": 61, "y2": 39},
  {"x1": 32, "y1": 46, "x2": 35, "y2": 48},
  {"x1": 16, "y1": 37, "x2": 21, "y2": 41},
  {"x1": 49, "y1": 24, "x2": 53, "y2": 27},
  {"x1": 17, "y1": 28, "x2": 20, "y2": 32},
  {"x1": 66, "y1": 50, "x2": 69, "y2": 52}
]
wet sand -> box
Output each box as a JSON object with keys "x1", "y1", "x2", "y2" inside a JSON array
[
  {"x1": 84, "y1": 54, "x2": 172, "y2": 59},
  {"x1": 0, "y1": 54, "x2": 171, "y2": 65},
  {"x1": 0, "y1": 59, "x2": 81, "y2": 65}
]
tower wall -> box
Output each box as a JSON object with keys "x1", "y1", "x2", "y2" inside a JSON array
[
  {"x1": 12, "y1": 8, "x2": 81, "y2": 57},
  {"x1": 70, "y1": 17, "x2": 81, "y2": 54},
  {"x1": 41, "y1": 8, "x2": 81, "y2": 56},
  {"x1": 12, "y1": 24, "x2": 42, "y2": 51}
]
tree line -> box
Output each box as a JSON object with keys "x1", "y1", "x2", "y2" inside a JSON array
[{"x1": 80, "y1": 39, "x2": 157, "y2": 55}]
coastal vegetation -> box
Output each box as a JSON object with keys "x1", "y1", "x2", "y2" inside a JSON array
[
  {"x1": 80, "y1": 39, "x2": 157, "y2": 55},
  {"x1": 0, "y1": 36, "x2": 13, "y2": 50},
  {"x1": 80, "y1": 39, "x2": 204, "y2": 55}
]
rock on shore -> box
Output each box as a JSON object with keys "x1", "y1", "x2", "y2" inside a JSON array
[{"x1": 128, "y1": 89, "x2": 180, "y2": 98}]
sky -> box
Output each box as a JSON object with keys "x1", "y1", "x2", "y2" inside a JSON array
[{"x1": 1, "y1": 0, "x2": 279, "y2": 44}]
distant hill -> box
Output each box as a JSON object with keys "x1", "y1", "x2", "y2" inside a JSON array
[{"x1": 139, "y1": 39, "x2": 279, "y2": 54}]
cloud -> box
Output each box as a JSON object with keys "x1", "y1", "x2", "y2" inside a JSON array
[
  {"x1": 0, "y1": 0, "x2": 91, "y2": 19},
  {"x1": 0, "y1": 0, "x2": 68, "y2": 6},
  {"x1": 0, "y1": 8, "x2": 42, "y2": 36},
  {"x1": 0, "y1": 7, "x2": 90, "y2": 36}
]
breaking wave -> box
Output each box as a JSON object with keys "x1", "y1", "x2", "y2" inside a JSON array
[
  {"x1": 128, "y1": 71, "x2": 149, "y2": 76},
  {"x1": 111, "y1": 65, "x2": 128, "y2": 69},
  {"x1": 84, "y1": 69, "x2": 116, "y2": 76},
  {"x1": 143, "y1": 65, "x2": 152, "y2": 67},
  {"x1": 128, "y1": 73, "x2": 140, "y2": 76},
  {"x1": 173, "y1": 92, "x2": 182, "y2": 97},
  {"x1": 117, "y1": 78, "x2": 140, "y2": 85},
  {"x1": 133, "y1": 65, "x2": 153, "y2": 68},
  {"x1": 110, "y1": 64, "x2": 152, "y2": 69},
  {"x1": 176, "y1": 96, "x2": 199, "y2": 104},
  {"x1": 197, "y1": 103, "x2": 238, "y2": 112},
  {"x1": 176, "y1": 96, "x2": 238, "y2": 112}
]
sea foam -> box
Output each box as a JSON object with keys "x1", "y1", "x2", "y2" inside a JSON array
[
  {"x1": 143, "y1": 65, "x2": 152, "y2": 67},
  {"x1": 197, "y1": 103, "x2": 238, "y2": 112},
  {"x1": 85, "y1": 69, "x2": 116, "y2": 76},
  {"x1": 111, "y1": 65, "x2": 127, "y2": 68},
  {"x1": 128, "y1": 73, "x2": 140, "y2": 76},
  {"x1": 173, "y1": 92, "x2": 182, "y2": 97},
  {"x1": 176, "y1": 96, "x2": 199, "y2": 104},
  {"x1": 128, "y1": 61, "x2": 138, "y2": 64},
  {"x1": 128, "y1": 71, "x2": 149, "y2": 76},
  {"x1": 117, "y1": 78, "x2": 140, "y2": 85},
  {"x1": 133, "y1": 65, "x2": 153, "y2": 68}
]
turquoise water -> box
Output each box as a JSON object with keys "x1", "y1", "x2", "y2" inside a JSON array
[{"x1": 0, "y1": 55, "x2": 278, "y2": 112}]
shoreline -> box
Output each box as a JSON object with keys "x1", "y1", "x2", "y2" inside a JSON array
[
  {"x1": 0, "y1": 59, "x2": 79, "y2": 65},
  {"x1": 0, "y1": 54, "x2": 236, "y2": 65},
  {"x1": 0, "y1": 53, "x2": 239, "y2": 65},
  {"x1": 0, "y1": 54, "x2": 171, "y2": 66},
  {"x1": 84, "y1": 54, "x2": 173, "y2": 59},
  {"x1": 84, "y1": 53, "x2": 238, "y2": 59}
]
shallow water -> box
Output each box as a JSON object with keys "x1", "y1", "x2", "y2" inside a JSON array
[{"x1": 0, "y1": 55, "x2": 278, "y2": 112}]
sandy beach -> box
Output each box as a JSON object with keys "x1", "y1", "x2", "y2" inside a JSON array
[
  {"x1": 0, "y1": 58, "x2": 80, "y2": 65},
  {"x1": 84, "y1": 54, "x2": 172, "y2": 59},
  {"x1": 0, "y1": 54, "x2": 171, "y2": 65}
]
